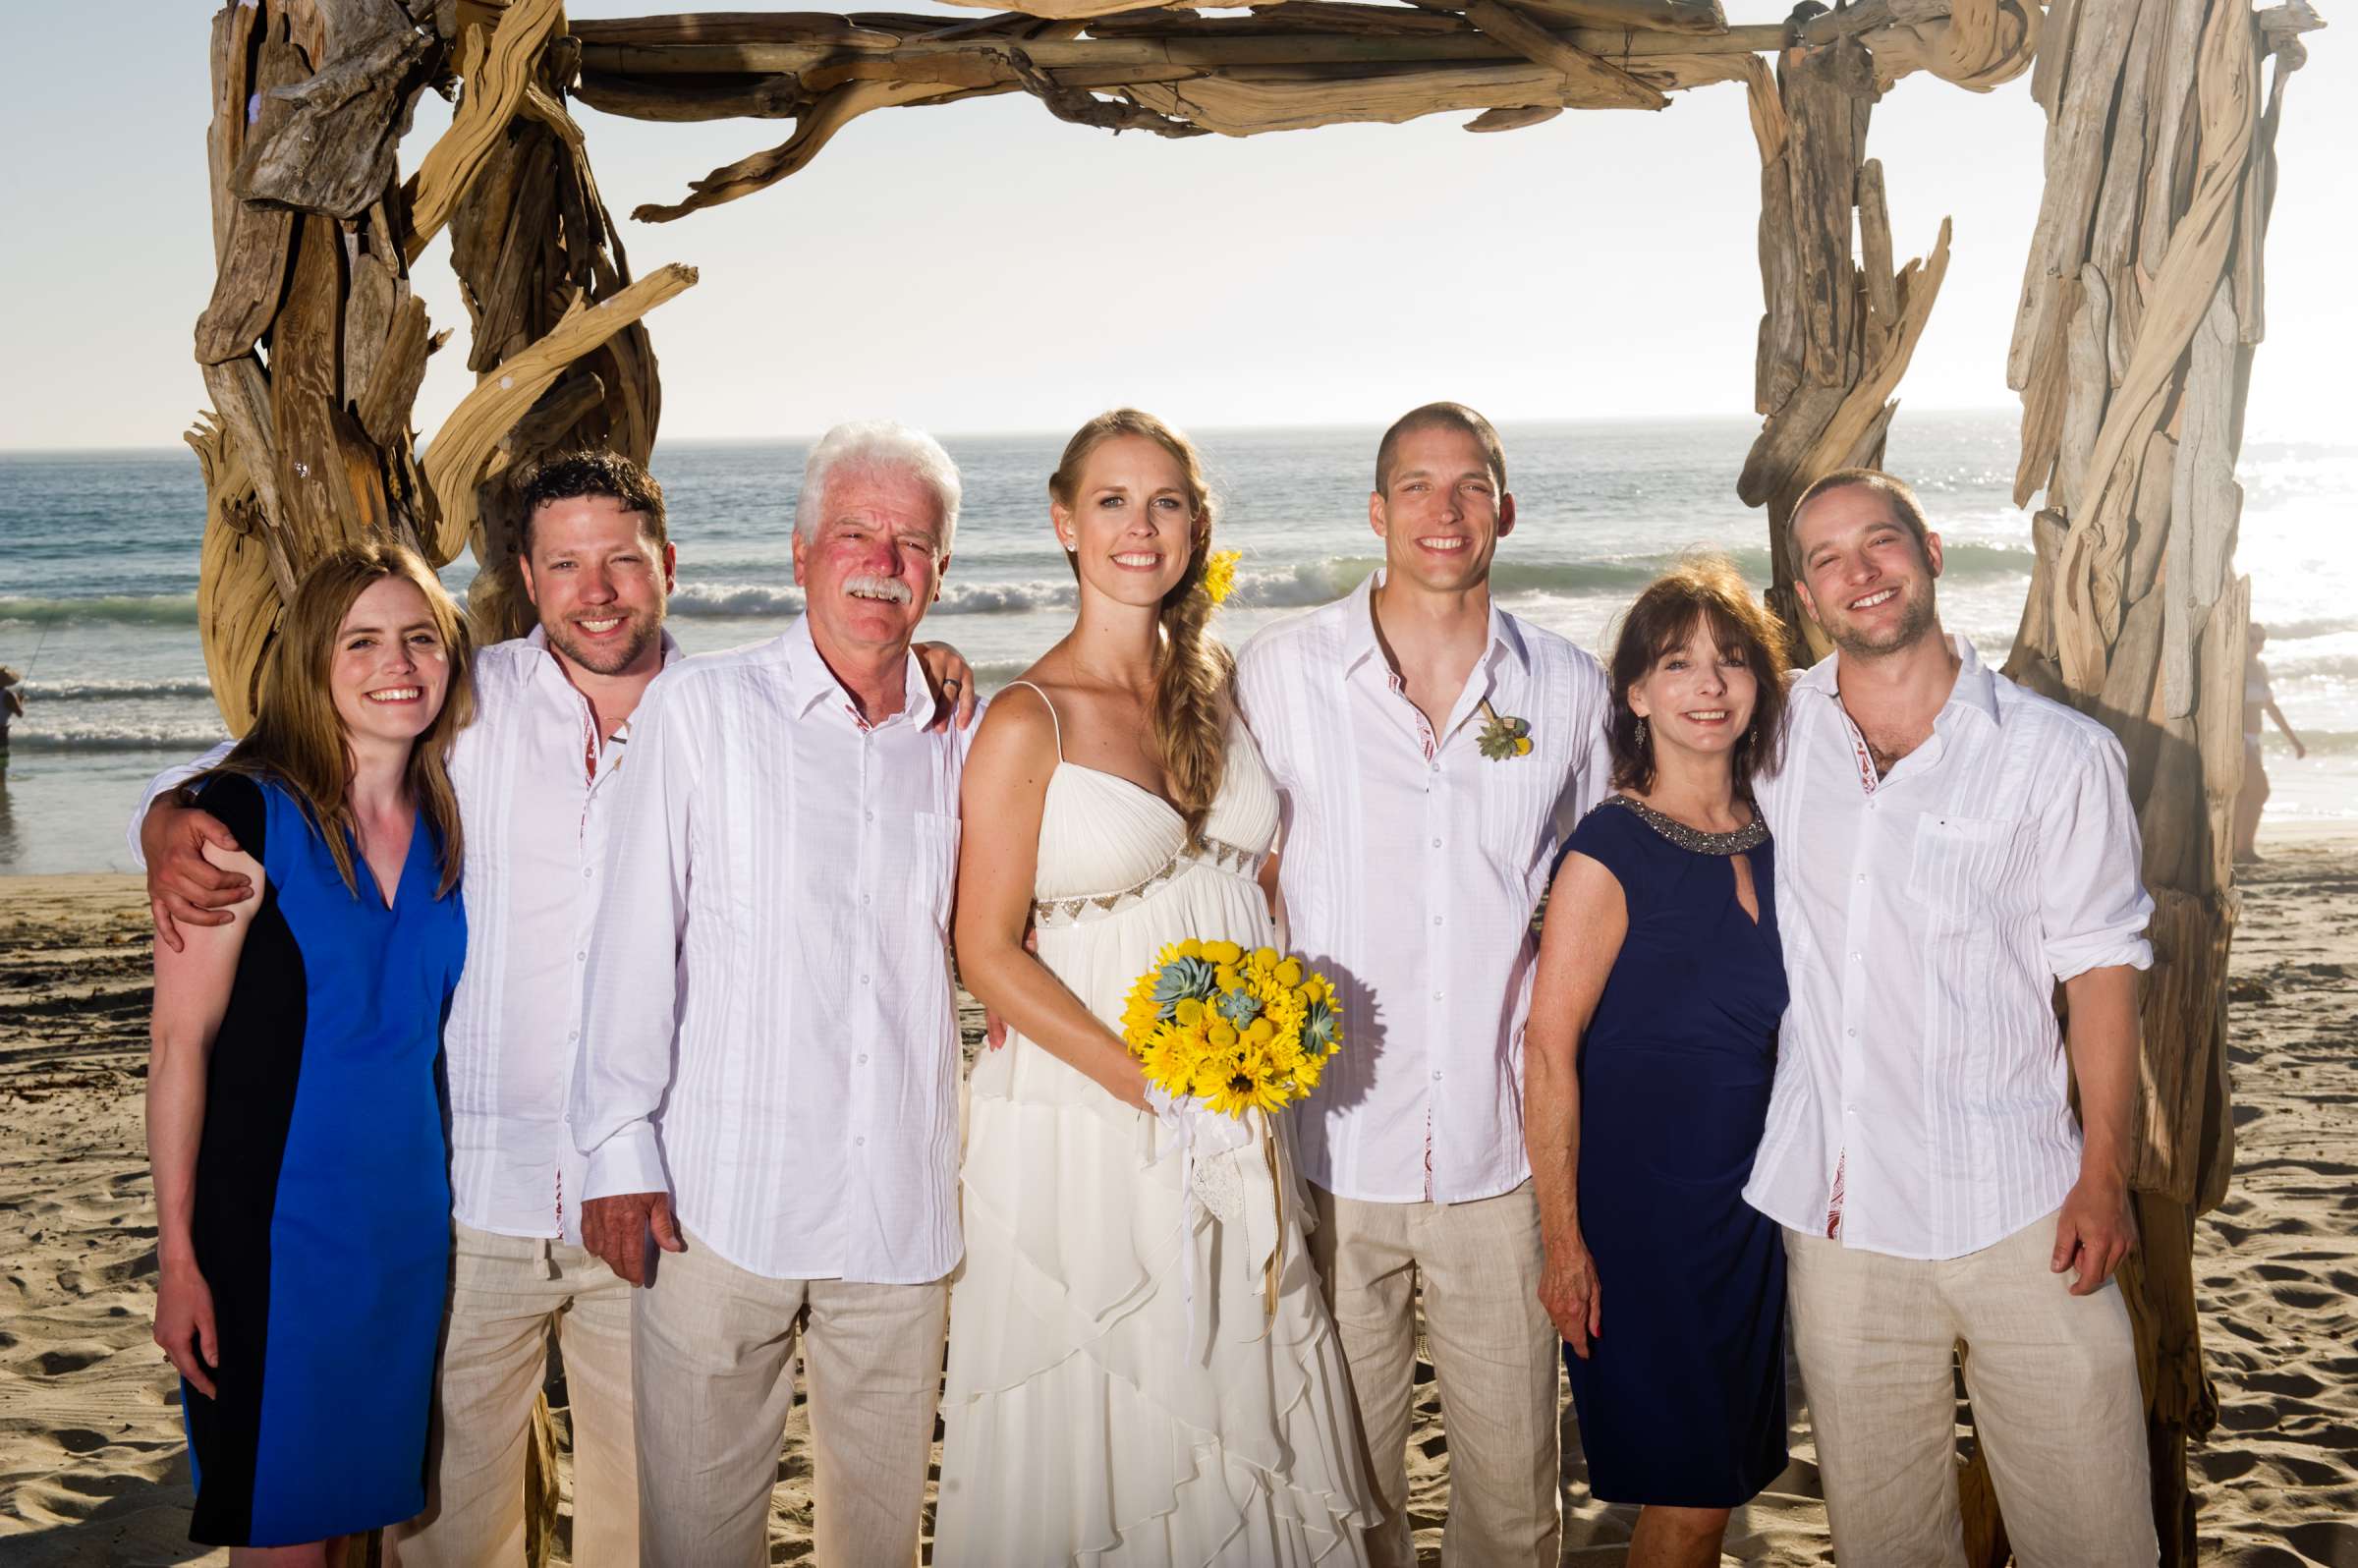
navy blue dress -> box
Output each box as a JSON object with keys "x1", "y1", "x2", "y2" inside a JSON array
[
  {"x1": 1555, "y1": 793, "x2": 1789, "y2": 1508},
  {"x1": 182, "y1": 773, "x2": 465, "y2": 1546}
]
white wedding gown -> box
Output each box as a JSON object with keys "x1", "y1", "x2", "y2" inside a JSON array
[{"x1": 936, "y1": 691, "x2": 1376, "y2": 1566}]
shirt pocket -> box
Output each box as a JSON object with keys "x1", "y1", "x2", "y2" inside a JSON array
[{"x1": 1904, "y1": 812, "x2": 2013, "y2": 924}]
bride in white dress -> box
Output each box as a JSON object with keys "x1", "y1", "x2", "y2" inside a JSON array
[{"x1": 939, "y1": 411, "x2": 1376, "y2": 1565}]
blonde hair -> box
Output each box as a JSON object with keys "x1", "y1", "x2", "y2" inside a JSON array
[
  {"x1": 1049, "y1": 410, "x2": 1230, "y2": 838},
  {"x1": 206, "y1": 541, "x2": 475, "y2": 898}
]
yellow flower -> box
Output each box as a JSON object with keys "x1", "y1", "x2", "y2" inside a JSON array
[
  {"x1": 1250, "y1": 946, "x2": 1279, "y2": 972},
  {"x1": 1176, "y1": 938, "x2": 1203, "y2": 960},
  {"x1": 1173, "y1": 997, "x2": 1205, "y2": 1028},
  {"x1": 1274, "y1": 957, "x2": 1303, "y2": 988},
  {"x1": 1514, "y1": 736, "x2": 1533, "y2": 756},
  {"x1": 1203, "y1": 939, "x2": 1243, "y2": 966},
  {"x1": 1201, "y1": 548, "x2": 1241, "y2": 605}
]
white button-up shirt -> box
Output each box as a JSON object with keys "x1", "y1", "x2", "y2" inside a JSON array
[
  {"x1": 128, "y1": 629, "x2": 683, "y2": 1246},
  {"x1": 570, "y1": 617, "x2": 966, "y2": 1284},
  {"x1": 1744, "y1": 637, "x2": 2156, "y2": 1260},
  {"x1": 1237, "y1": 571, "x2": 1612, "y2": 1204},
  {"x1": 443, "y1": 628, "x2": 682, "y2": 1244}
]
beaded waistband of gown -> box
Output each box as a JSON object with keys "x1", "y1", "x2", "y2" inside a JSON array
[
  {"x1": 1032, "y1": 835, "x2": 1263, "y2": 926},
  {"x1": 1595, "y1": 793, "x2": 1768, "y2": 856}
]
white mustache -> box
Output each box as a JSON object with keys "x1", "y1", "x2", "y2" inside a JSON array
[{"x1": 843, "y1": 574, "x2": 914, "y2": 605}]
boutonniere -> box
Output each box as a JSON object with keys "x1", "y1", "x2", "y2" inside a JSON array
[{"x1": 1477, "y1": 698, "x2": 1532, "y2": 759}]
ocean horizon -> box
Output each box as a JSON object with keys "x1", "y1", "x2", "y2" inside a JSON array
[{"x1": 5, "y1": 410, "x2": 2352, "y2": 873}]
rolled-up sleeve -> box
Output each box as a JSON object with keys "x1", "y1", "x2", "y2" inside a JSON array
[
  {"x1": 571, "y1": 670, "x2": 702, "y2": 1200},
  {"x1": 2040, "y1": 728, "x2": 2156, "y2": 980}
]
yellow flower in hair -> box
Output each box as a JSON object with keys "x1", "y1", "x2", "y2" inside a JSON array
[{"x1": 1201, "y1": 549, "x2": 1241, "y2": 605}]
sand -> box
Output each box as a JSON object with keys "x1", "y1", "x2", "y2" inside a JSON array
[{"x1": 2, "y1": 845, "x2": 2352, "y2": 1567}]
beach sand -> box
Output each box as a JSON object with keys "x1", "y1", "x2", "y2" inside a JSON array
[{"x1": 2, "y1": 847, "x2": 2352, "y2": 1566}]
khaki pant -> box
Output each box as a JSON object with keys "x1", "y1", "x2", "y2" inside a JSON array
[
  {"x1": 631, "y1": 1231, "x2": 948, "y2": 1568},
  {"x1": 1311, "y1": 1181, "x2": 1561, "y2": 1568},
  {"x1": 386, "y1": 1222, "x2": 639, "y2": 1568},
  {"x1": 1784, "y1": 1213, "x2": 2159, "y2": 1567}
]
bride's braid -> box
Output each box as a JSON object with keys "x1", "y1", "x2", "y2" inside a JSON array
[{"x1": 1049, "y1": 410, "x2": 1231, "y2": 840}]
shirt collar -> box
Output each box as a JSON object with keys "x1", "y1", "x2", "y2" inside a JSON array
[
  {"x1": 1339, "y1": 568, "x2": 1530, "y2": 680},
  {"x1": 1802, "y1": 633, "x2": 2000, "y2": 725},
  {"x1": 780, "y1": 614, "x2": 931, "y2": 725}
]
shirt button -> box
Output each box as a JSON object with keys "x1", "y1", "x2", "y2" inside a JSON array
[
  {"x1": 855, "y1": 1135, "x2": 866, "y2": 1148},
  {"x1": 861, "y1": 974, "x2": 871, "y2": 986},
  {"x1": 862, "y1": 893, "x2": 871, "y2": 906},
  {"x1": 1431, "y1": 1069, "x2": 1443, "y2": 1081},
  {"x1": 1846, "y1": 1028, "x2": 1858, "y2": 1038},
  {"x1": 583, "y1": 866, "x2": 594, "y2": 879},
  {"x1": 865, "y1": 810, "x2": 875, "y2": 823},
  {"x1": 1432, "y1": 989, "x2": 1443, "y2": 1001},
  {"x1": 576, "y1": 950, "x2": 588, "y2": 962},
  {"x1": 1856, "y1": 873, "x2": 1868, "y2": 884},
  {"x1": 857, "y1": 1052, "x2": 870, "y2": 1065},
  {"x1": 1849, "y1": 951, "x2": 1861, "y2": 962},
  {"x1": 568, "y1": 1029, "x2": 580, "y2": 1041},
  {"x1": 1432, "y1": 915, "x2": 1443, "y2": 926},
  {"x1": 1431, "y1": 837, "x2": 1442, "y2": 849}
]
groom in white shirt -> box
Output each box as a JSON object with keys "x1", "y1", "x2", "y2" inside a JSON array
[
  {"x1": 1236, "y1": 405, "x2": 1611, "y2": 1567},
  {"x1": 571, "y1": 421, "x2": 971, "y2": 1568},
  {"x1": 1747, "y1": 468, "x2": 2159, "y2": 1563}
]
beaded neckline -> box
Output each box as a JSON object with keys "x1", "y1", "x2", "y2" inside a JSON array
[{"x1": 1597, "y1": 793, "x2": 1768, "y2": 856}]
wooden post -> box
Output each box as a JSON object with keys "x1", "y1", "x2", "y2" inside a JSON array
[
  {"x1": 2005, "y1": 0, "x2": 2319, "y2": 1558},
  {"x1": 1736, "y1": 15, "x2": 1952, "y2": 667},
  {"x1": 190, "y1": 0, "x2": 445, "y2": 733},
  {"x1": 439, "y1": 0, "x2": 677, "y2": 645}
]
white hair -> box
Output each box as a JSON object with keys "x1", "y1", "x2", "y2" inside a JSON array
[{"x1": 794, "y1": 420, "x2": 962, "y2": 558}]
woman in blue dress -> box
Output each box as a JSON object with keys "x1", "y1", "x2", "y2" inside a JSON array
[
  {"x1": 1524, "y1": 557, "x2": 1792, "y2": 1567},
  {"x1": 147, "y1": 542, "x2": 473, "y2": 1560}
]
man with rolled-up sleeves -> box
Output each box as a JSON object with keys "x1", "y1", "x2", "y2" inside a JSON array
[{"x1": 1749, "y1": 467, "x2": 2161, "y2": 1566}]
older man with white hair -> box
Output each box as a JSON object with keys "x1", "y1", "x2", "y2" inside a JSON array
[{"x1": 571, "y1": 420, "x2": 971, "y2": 1568}]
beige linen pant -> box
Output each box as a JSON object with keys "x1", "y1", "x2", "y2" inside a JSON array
[
  {"x1": 385, "y1": 1222, "x2": 639, "y2": 1568},
  {"x1": 1784, "y1": 1212, "x2": 2159, "y2": 1567},
  {"x1": 1311, "y1": 1181, "x2": 1561, "y2": 1568},
  {"x1": 631, "y1": 1231, "x2": 948, "y2": 1568}
]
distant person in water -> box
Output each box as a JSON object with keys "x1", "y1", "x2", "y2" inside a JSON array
[
  {"x1": 0, "y1": 665, "x2": 23, "y2": 768},
  {"x1": 2234, "y1": 623, "x2": 2307, "y2": 865}
]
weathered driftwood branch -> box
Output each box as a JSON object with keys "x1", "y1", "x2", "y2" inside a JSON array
[
  {"x1": 1736, "y1": 28, "x2": 1950, "y2": 665},
  {"x1": 190, "y1": 0, "x2": 449, "y2": 733},
  {"x1": 421, "y1": 263, "x2": 702, "y2": 566},
  {"x1": 405, "y1": 0, "x2": 567, "y2": 260}
]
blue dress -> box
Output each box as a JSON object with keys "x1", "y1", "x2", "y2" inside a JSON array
[
  {"x1": 1554, "y1": 794, "x2": 1789, "y2": 1508},
  {"x1": 181, "y1": 773, "x2": 466, "y2": 1546}
]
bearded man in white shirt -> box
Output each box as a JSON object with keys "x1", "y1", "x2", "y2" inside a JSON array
[
  {"x1": 1235, "y1": 404, "x2": 1612, "y2": 1568},
  {"x1": 136, "y1": 450, "x2": 976, "y2": 1566},
  {"x1": 1745, "y1": 468, "x2": 2160, "y2": 1565},
  {"x1": 570, "y1": 421, "x2": 972, "y2": 1568}
]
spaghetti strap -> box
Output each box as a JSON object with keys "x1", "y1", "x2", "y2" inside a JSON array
[{"x1": 1002, "y1": 679, "x2": 1064, "y2": 759}]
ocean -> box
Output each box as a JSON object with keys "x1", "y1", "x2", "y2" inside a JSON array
[{"x1": 3, "y1": 411, "x2": 2351, "y2": 875}]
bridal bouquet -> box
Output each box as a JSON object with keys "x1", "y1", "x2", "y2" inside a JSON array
[{"x1": 1119, "y1": 939, "x2": 1343, "y2": 1118}]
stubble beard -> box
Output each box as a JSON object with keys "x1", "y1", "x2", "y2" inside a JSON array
[
  {"x1": 1825, "y1": 580, "x2": 1937, "y2": 660},
  {"x1": 545, "y1": 609, "x2": 661, "y2": 677}
]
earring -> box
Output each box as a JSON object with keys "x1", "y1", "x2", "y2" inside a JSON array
[{"x1": 1636, "y1": 715, "x2": 1649, "y2": 752}]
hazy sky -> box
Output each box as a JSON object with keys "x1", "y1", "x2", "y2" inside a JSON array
[{"x1": 2, "y1": 2, "x2": 2348, "y2": 450}]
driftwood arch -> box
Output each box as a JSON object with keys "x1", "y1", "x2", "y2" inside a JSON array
[{"x1": 186, "y1": 0, "x2": 2322, "y2": 1559}]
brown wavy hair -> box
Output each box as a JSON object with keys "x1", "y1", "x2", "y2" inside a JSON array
[
  {"x1": 1606, "y1": 556, "x2": 1789, "y2": 796},
  {"x1": 205, "y1": 541, "x2": 475, "y2": 898},
  {"x1": 1049, "y1": 410, "x2": 1231, "y2": 839}
]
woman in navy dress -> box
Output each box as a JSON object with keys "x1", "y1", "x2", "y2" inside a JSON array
[
  {"x1": 147, "y1": 542, "x2": 473, "y2": 1558},
  {"x1": 1524, "y1": 558, "x2": 1792, "y2": 1567}
]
